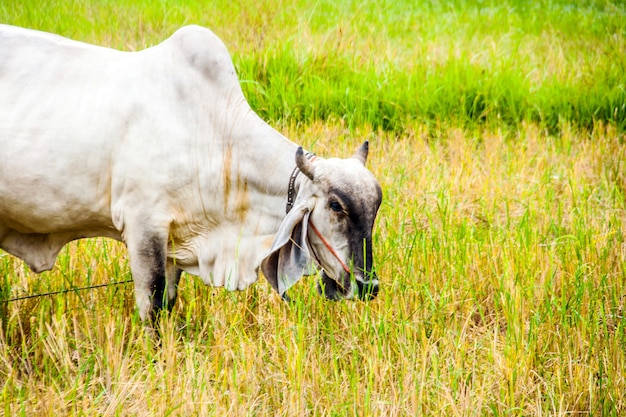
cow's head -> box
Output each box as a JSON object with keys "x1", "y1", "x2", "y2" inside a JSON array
[{"x1": 261, "y1": 142, "x2": 382, "y2": 301}]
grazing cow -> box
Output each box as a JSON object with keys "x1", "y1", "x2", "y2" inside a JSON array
[{"x1": 0, "y1": 24, "x2": 383, "y2": 321}]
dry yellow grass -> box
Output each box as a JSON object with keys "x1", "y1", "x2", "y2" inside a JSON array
[{"x1": 1, "y1": 121, "x2": 624, "y2": 416}]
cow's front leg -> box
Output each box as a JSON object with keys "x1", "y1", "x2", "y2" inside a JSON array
[
  {"x1": 165, "y1": 261, "x2": 182, "y2": 308},
  {"x1": 127, "y1": 232, "x2": 169, "y2": 322}
]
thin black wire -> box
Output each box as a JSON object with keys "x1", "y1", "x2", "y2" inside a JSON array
[{"x1": 1, "y1": 279, "x2": 133, "y2": 303}]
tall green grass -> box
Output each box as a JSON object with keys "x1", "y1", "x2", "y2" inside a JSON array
[
  {"x1": 238, "y1": 0, "x2": 626, "y2": 133},
  {"x1": 1, "y1": 0, "x2": 624, "y2": 133},
  {"x1": 1, "y1": 1, "x2": 626, "y2": 415}
]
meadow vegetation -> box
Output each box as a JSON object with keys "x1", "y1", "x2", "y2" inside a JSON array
[{"x1": 1, "y1": 0, "x2": 625, "y2": 415}]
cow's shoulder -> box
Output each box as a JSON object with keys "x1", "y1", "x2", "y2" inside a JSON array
[{"x1": 164, "y1": 25, "x2": 238, "y2": 86}]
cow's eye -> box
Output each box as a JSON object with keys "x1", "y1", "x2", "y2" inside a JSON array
[{"x1": 329, "y1": 200, "x2": 344, "y2": 213}]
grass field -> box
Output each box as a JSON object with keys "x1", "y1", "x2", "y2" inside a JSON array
[{"x1": 1, "y1": 0, "x2": 626, "y2": 415}]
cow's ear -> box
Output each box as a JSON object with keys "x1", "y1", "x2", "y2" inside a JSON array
[{"x1": 261, "y1": 204, "x2": 315, "y2": 299}]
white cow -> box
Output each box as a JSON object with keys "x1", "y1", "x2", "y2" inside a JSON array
[{"x1": 0, "y1": 24, "x2": 382, "y2": 321}]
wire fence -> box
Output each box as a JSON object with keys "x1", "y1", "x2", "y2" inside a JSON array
[{"x1": 0, "y1": 279, "x2": 133, "y2": 304}]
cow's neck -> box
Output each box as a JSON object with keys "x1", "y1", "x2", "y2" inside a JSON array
[{"x1": 239, "y1": 127, "x2": 303, "y2": 223}]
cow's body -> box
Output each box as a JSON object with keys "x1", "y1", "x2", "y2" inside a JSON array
[{"x1": 0, "y1": 25, "x2": 382, "y2": 321}]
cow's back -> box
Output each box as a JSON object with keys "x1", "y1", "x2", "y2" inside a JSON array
[{"x1": 0, "y1": 25, "x2": 244, "y2": 236}]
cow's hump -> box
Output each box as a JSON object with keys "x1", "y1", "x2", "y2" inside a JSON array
[{"x1": 168, "y1": 25, "x2": 239, "y2": 88}]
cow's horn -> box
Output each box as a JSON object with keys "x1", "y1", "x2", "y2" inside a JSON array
[
  {"x1": 352, "y1": 141, "x2": 369, "y2": 165},
  {"x1": 296, "y1": 147, "x2": 315, "y2": 180}
]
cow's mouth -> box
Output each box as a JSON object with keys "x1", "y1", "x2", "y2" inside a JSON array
[{"x1": 316, "y1": 270, "x2": 379, "y2": 301}]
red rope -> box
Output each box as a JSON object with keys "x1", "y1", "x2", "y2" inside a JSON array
[{"x1": 308, "y1": 221, "x2": 352, "y2": 276}]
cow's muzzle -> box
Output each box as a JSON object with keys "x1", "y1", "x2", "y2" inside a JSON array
[
  {"x1": 317, "y1": 271, "x2": 379, "y2": 301},
  {"x1": 355, "y1": 275, "x2": 379, "y2": 300}
]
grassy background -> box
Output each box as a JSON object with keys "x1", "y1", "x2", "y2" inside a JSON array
[
  {"x1": 2, "y1": 0, "x2": 625, "y2": 133},
  {"x1": 1, "y1": 0, "x2": 626, "y2": 415}
]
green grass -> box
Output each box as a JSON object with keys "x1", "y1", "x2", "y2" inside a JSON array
[
  {"x1": 1, "y1": 0, "x2": 625, "y2": 133},
  {"x1": 1, "y1": 1, "x2": 626, "y2": 415}
]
